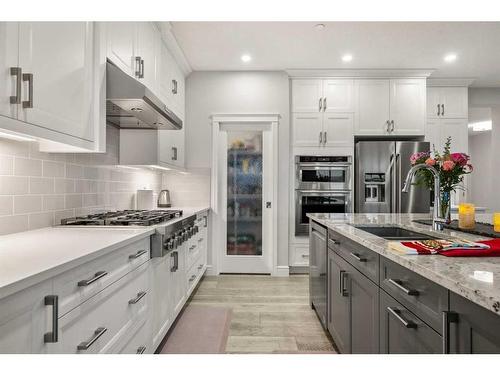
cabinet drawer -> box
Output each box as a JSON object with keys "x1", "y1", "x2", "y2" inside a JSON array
[
  {"x1": 54, "y1": 237, "x2": 150, "y2": 316},
  {"x1": 380, "y1": 257, "x2": 448, "y2": 334},
  {"x1": 186, "y1": 236, "x2": 202, "y2": 270},
  {"x1": 186, "y1": 254, "x2": 205, "y2": 297},
  {"x1": 291, "y1": 246, "x2": 309, "y2": 266},
  {"x1": 57, "y1": 262, "x2": 150, "y2": 354},
  {"x1": 328, "y1": 229, "x2": 379, "y2": 283},
  {"x1": 380, "y1": 290, "x2": 442, "y2": 354},
  {"x1": 116, "y1": 317, "x2": 151, "y2": 354}
]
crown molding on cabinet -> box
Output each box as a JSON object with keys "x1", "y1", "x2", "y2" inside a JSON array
[
  {"x1": 286, "y1": 69, "x2": 435, "y2": 78},
  {"x1": 426, "y1": 78, "x2": 475, "y2": 87},
  {"x1": 210, "y1": 113, "x2": 281, "y2": 124},
  {"x1": 156, "y1": 22, "x2": 193, "y2": 77}
]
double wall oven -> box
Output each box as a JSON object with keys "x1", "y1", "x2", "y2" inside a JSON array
[{"x1": 295, "y1": 156, "x2": 352, "y2": 236}]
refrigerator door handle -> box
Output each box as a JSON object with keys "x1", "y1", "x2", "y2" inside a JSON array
[
  {"x1": 396, "y1": 153, "x2": 401, "y2": 213},
  {"x1": 388, "y1": 153, "x2": 396, "y2": 213}
]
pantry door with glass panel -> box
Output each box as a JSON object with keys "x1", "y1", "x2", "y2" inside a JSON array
[{"x1": 220, "y1": 123, "x2": 274, "y2": 274}]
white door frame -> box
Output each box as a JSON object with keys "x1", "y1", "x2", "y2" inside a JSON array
[{"x1": 210, "y1": 114, "x2": 279, "y2": 275}]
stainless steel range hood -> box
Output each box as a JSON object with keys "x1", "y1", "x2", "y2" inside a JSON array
[{"x1": 106, "y1": 61, "x2": 182, "y2": 130}]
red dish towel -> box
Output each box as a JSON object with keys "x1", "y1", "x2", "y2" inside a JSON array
[
  {"x1": 400, "y1": 239, "x2": 500, "y2": 257},
  {"x1": 439, "y1": 239, "x2": 500, "y2": 257}
]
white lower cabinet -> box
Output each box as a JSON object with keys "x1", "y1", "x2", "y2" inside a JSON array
[
  {"x1": 116, "y1": 316, "x2": 152, "y2": 354},
  {"x1": 0, "y1": 280, "x2": 53, "y2": 353},
  {"x1": 151, "y1": 255, "x2": 173, "y2": 349},
  {"x1": 290, "y1": 245, "x2": 310, "y2": 267},
  {"x1": 55, "y1": 262, "x2": 150, "y2": 354}
]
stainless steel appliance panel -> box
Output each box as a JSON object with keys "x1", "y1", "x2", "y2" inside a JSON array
[{"x1": 394, "y1": 142, "x2": 430, "y2": 213}]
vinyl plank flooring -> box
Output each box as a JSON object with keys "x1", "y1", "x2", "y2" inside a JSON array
[{"x1": 186, "y1": 274, "x2": 336, "y2": 354}]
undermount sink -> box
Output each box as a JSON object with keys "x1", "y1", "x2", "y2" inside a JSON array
[{"x1": 353, "y1": 226, "x2": 435, "y2": 241}]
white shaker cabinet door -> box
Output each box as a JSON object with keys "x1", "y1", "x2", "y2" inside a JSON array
[
  {"x1": 0, "y1": 22, "x2": 19, "y2": 120},
  {"x1": 17, "y1": 22, "x2": 94, "y2": 141},
  {"x1": 292, "y1": 79, "x2": 323, "y2": 113},
  {"x1": 390, "y1": 79, "x2": 425, "y2": 135},
  {"x1": 292, "y1": 112, "x2": 323, "y2": 147},
  {"x1": 323, "y1": 113, "x2": 354, "y2": 148},
  {"x1": 158, "y1": 43, "x2": 175, "y2": 107},
  {"x1": 426, "y1": 87, "x2": 442, "y2": 119},
  {"x1": 354, "y1": 79, "x2": 390, "y2": 135},
  {"x1": 136, "y1": 22, "x2": 161, "y2": 95},
  {"x1": 440, "y1": 87, "x2": 468, "y2": 119},
  {"x1": 323, "y1": 79, "x2": 354, "y2": 113},
  {"x1": 440, "y1": 118, "x2": 468, "y2": 154},
  {"x1": 106, "y1": 22, "x2": 137, "y2": 77},
  {"x1": 425, "y1": 119, "x2": 441, "y2": 153},
  {"x1": 0, "y1": 280, "x2": 53, "y2": 353}
]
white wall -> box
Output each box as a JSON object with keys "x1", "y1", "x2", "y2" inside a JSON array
[
  {"x1": 468, "y1": 132, "x2": 493, "y2": 209},
  {"x1": 185, "y1": 71, "x2": 290, "y2": 267},
  {"x1": 468, "y1": 88, "x2": 500, "y2": 212}
]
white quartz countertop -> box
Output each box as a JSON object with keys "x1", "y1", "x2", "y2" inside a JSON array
[
  {"x1": 0, "y1": 206, "x2": 210, "y2": 300},
  {"x1": 307, "y1": 212, "x2": 500, "y2": 316}
]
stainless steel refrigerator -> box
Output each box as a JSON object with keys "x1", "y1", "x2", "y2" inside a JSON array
[{"x1": 355, "y1": 141, "x2": 430, "y2": 213}]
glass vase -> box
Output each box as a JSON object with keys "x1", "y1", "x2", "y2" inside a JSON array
[{"x1": 439, "y1": 191, "x2": 452, "y2": 224}]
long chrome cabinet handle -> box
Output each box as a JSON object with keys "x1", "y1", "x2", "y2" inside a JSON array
[
  {"x1": 390, "y1": 120, "x2": 395, "y2": 132},
  {"x1": 441, "y1": 104, "x2": 445, "y2": 116},
  {"x1": 77, "y1": 327, "x2": 107, "y2": 350},
  {"x1": 135, "y1": 56, "x2": 142, "y2": 78},
  {"x1": 136, "y1": 346, "x2": 146, "y2": 354},
  {"x1": 140, "y1": 59, "x2": 145, "y2": 79},
  {"x1": 323, "y1": 131, "x2": 327, "y2": 145},
  {"x1": 197, "y1": 264, "x2": 203, "y2": 270},
  {"x1": 10, "y1": 67, "x2": 22, "y2": 104},
  {"x1": 339, "y1": 270, "x2": 349, "y2": 297},
  {"x1": 128, "y1": 291, "x2": 147, "y2": 305},
  {"x1": 386, "y1": 120, "x2": 390, "y2": 132},
  {"x1": 437, "y1": 103, "x2": 441, "y2": 116},
  {"x1": 387, "y1": 278, "x2": 419, "y2": 296},
  {"x1": 129, "y1": 249, "x2": 148, "y2": 259},
  {"x1": 318, "y1": 97, "x2": 322, "y2": 111},
  {"x1": 349, "y1": 252, "x2": 366, "y2": 262},
  {"x1": 323, "y1": 97, "x2": 327, "y2": 111},
  {"x1": 387, "y1": 307, "x2": 416, "y2": 328},
  {"x1": 319, "y1": 132, "x2": 323, "y2": 145},
  {"x1": 44, "y1": 295, "x2": 59, "y2": 343},
  {"x1": 171, "y1": 146, "x2": 178, "y2": 161},
  {"x1": 442, "y1": 311, "x2": 458, "y2": 354},
  {"x1": 22, "y1": 73, "x2": 33, "y2": 109},
  {"x1": 77, "y1": 271, "x2": 107, "y2": 287}
]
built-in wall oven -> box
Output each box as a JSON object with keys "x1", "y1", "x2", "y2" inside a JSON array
[{"x1": 295, "y1": 156, "x2": 352, "y2": 236}]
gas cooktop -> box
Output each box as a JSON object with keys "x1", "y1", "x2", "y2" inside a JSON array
[{"x1": 60, "y1": 210, "x2": 183, "y2": 226}]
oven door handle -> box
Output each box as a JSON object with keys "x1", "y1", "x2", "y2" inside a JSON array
[{"x1": 297, "y1": 163, "x2": 352, "y2": 168}]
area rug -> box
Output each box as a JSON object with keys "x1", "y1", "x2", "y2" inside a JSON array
[{"x1": 160, "y1": 305, "x2": 232, "y2": 354}]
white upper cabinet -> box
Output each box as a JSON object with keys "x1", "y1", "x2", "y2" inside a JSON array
[
  {"x1": 293, "y1": 113, "x2": 323, "y2": 147},
  {"x1": 0, "y1": 22, "x2": 19, "y2": 121},
  {"x1": 323, "y1": 113, "x2": 354, "y2": 147},
  {"x1": 106, "y1": 22, "x2": 137, "y2": 78},
  {"x1": 17, "y1": 22, "x2": 94, "y2": 141},
  {"x1": 323, "y1": 79, "x2": 354, "y2": 113},
  {"x1": 292, "y1": 79, "x2": 353, "y2": 113},
  {"x1": 354, "y1": 79, "x2": 390, "y2": 135},
  {"x1": 158, "y1": 41, "x2": 186, "y2": 119},
  {"x1": 136, "y1": 22, "x2": 161, "y2": 96},
  {"x1": 292, "y1": 79, "x2": 323, "y2": 112},
  {"x1": 426, "y1": 86, "x2": 468, "y2": 119},
  {"x1": 389, "y1": 79, "x2": 425, "y2": 135},
  {"x1": 354, "y1": 78, "x2": 425, "y2": 136}
]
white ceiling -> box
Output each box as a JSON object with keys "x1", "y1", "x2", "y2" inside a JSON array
[{"x1": 170, "y1": 22, "x2": 500, "y2": 87}]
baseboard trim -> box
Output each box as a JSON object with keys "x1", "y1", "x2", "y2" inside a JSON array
[
  {"x1": 273, "y1": 265, "x2": 290, "y2": 277},
  {"x1": 205, "y1": 264, "x2": 217, "y2": 276}
]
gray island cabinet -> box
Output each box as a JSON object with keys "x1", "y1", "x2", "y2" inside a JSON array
[{"x1": 310, "y1": 219, "x2": 500, "y2": 354}]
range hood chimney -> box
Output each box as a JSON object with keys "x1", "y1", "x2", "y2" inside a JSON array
[{"x1": 106, "y1": 61, "x2": 182, "y2": 130}]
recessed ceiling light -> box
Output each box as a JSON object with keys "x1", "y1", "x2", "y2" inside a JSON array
[
  {"x1": 444, "y1": 53, "x2": 457, "y2": 63},
  {"x1": 314, "y1": 23, "x2": 326, "y2": 30},
  {"x1": 241, "y1": 54, "x2": 251, "y2": 63},
  {"x1": 342, "y1": 54, "x2": 353, "y2": 62}
]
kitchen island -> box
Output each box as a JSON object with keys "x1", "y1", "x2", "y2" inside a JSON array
[{"x1": 308, "y1": 212, "x2": 500, "y2": 354}]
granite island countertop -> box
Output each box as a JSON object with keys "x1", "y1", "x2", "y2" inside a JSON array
[{"x1": 307, "y1": 212, "x2": 500, "y2": 316}]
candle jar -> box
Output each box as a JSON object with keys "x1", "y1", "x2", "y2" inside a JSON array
[
  {"x1": 458, "y1": 203, "x2": 476, "y2": 230},
  {"x1": 494, "y1": 213, "x2": 500, "y2": 232}
]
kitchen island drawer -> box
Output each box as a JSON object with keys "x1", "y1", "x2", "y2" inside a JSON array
[
  {"x1": 54, "y1": 237, "x2": 150, "y2": 316},
  {"x1": 380, "y1": 257, "x2": 448, "y2": 334},
  {"x1": 380, "y1": 290, "x2": 442, "y2": 354},
  {"x1": 116, "y1": 317, "x2": 151, "y2": 354},
  {"x1": 328, "y1": 229, "x2": 379, "y2": 283},
  {"x1": 56, "y1": 262, "x2": 150, "y2": 354}
]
